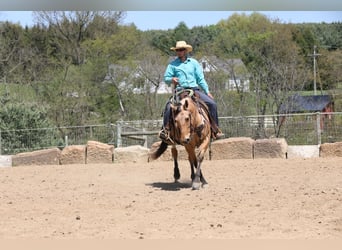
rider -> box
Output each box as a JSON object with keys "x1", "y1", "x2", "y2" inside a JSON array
[{"x1": 159, "y1": 40, "x2": 225, "y2": 143}]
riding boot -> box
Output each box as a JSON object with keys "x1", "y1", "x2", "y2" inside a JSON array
[
  {"x1": 158, "y1": 124, "x2": 174, "y2": 144},
  {"x1": 212, "y1": 127, "x2": 225, "y2": 140},
  {"x1": 215, "y1": 130, "x2": 225, "y2": 140}
]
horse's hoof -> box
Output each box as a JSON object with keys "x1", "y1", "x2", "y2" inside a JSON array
[
  {"x1": 192, "y1": 182, "x2": 201, "y2": 190},
  {"x1": 202, "y1": 183, "x2": 209, "y2": 189}
]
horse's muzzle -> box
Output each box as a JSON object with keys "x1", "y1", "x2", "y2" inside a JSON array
[{"x1": 182, "y1": 137, "x2": 191, "y2": 144}]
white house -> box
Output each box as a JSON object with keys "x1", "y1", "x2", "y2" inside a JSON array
[
  {"x1": 198, "y1": 56, "x2": 250, "y2": 92},
  {"x1": 104, "y1": 56, "x2": 250, "y2": 95}
]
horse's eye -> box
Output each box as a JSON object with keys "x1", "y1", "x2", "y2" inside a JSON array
[{"x1": 185, "y1": 117, "x2": 190, "y2": 122}]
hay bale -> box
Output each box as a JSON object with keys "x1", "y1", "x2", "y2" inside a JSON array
[
  {"x1": 210, "y1": 137, "x2": 254, "y2": 160},
  {"x1": 254, "y1": 138, "x2": 288, "y2": 159},
  {"x1": 114, "y1": 145, "x2": 149, "y2": 163},
  {"x1": 86, "y1": 140, "x2": 114, "y2": 164},
  {"x1": 287, "y1": 145, "x2": 319, "y2": 159},
  {"x1": 60, "y1": 145, "x2": 86, "y2": 165},
  {"x1": 0, "y1": 155, "x2": 12, "y2": 168},
  {"x1": 320, "y1": 142, "x2": 342, "y2": 157},
  {"x1": 12, "y1": 148, "x2": 61, "y2": 166}
]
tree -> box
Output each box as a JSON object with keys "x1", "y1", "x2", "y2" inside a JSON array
[
  {"x1": 213, "y1": 13, "x2": 309, "y2": 137},
  {"x1": 0, "y1": 22, "x2": 32, "y2": 84},
  {"x1": 83, "y1": 24, "x2": 143, "y2": 121},
  {"x1": 317, "y1": 48, "x2": 342, "y2": 90},
  {"x1": 173, "y1": 22, "x2": 190, "y2": 42},
  {"x1": 0, "y1": 103, "x2": 54, "y2": 154},
  {"x1": 149, "y1": 30, "x2": 175, "y2": 55},
  {"x1": 135, "y1": 46, "x2": 169, "y2": 118},
  {"x1": 32, "y1": 11, "x2": 125, "y2": 65}
]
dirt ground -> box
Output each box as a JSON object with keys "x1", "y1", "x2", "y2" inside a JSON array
[{"x1": 0, "y1": 157, "x2": 342, "y2": 239}]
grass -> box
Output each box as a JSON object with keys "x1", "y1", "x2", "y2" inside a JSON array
[{"x1": 0, "y1": 83, "x2": 38, "y2": 103}]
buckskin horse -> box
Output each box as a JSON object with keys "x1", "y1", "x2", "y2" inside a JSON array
[{"x1": 149, "y1": 90, "x2": 212, "y2": 190}]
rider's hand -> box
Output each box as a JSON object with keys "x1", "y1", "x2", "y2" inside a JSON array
[
  {"x1": 172, "y1": 77, "x2": 179, "y2": 86},
  {"x1": 208, "y1": 92, "x2": 214, "y2": 99}
]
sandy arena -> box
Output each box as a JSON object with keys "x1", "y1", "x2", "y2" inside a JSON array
[{"x1": 0, "y1": 157, "x2": 342, "y2": 239}]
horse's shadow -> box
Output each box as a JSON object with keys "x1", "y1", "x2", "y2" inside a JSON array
[{"x1": 146, "y1": 181, "x2": 192, "y2": 191}]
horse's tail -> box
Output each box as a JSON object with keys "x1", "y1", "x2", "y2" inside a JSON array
[{"x1": 148, "y1": 141, "x2": 169, "y2": 161}]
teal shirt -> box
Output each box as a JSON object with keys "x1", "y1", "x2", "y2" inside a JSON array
[{"x1": 164, "y1": 57, "x2": 209, "y2": 94}]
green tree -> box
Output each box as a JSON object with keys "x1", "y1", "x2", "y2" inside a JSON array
[
  {"x1": 213, "y1": 13, "x2": 309, "y2": 136},
  {"x1": 0, "y1": 103, "x2": 54, "y2": 154},
  {"x1": 316, "y1": 48, "x2": 342, "y2": 90},
  {"x1": 32, "y1": 11, "x2": 125, "y2": 65},
  {"x1": 0, "y1": 22, "x2": 32, "y2": 84}
]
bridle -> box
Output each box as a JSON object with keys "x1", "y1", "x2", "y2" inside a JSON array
[{"x1": 173, "y1": 96, "x2": 206, "y2": 143}]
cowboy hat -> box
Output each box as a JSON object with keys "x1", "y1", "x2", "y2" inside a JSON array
[{"x1": 170, "y1": 41, "x2": 193, "y2": 52}]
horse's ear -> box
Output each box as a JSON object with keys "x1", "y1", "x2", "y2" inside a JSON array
[{"x1": 183, "y1": 99, "x2": 189, "y2": 110}]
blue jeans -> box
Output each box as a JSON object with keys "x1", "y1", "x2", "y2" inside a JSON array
[{"x1": 162, "y1": 88, "x2": 219, "y2": 128}]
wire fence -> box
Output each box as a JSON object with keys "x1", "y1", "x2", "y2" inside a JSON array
[{"x1": 0, "y1": 112, "x2": 341, "y2": 155}]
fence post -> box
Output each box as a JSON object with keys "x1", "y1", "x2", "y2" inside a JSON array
[
  {"x1": 316, "y1": 112, "x2": 322, "y2": 145},
  {"x1": 117, "y1": 121, "x2": 122, "y2": 148},
  {"x1": 143, "y1": 128, "x2": 147, "y2": 148}
]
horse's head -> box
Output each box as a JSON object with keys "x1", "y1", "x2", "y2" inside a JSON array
[{"x1": 171, "y1": 97, "x2": 195, "y2": 144}]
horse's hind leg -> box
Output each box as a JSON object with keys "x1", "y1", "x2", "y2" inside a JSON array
[
  {"x1": 193, "y1": 150, "x2": 209, "y2": 189},
  {"x1": 200, "y1": 172, "x2": 208, "y2": 187},
  {"x1": 171, "y1": 145, "x2": 180, "y2": 182}
]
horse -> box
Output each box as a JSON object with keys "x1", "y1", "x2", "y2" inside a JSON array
[{"x1": 149, "y1": 91, "x2": 212, "y2": 190}]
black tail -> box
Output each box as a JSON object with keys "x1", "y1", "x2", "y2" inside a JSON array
[{"x1": 148, "y1": 141, "x2": 169, "y2": 161}]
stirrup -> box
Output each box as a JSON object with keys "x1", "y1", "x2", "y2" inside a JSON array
[
  {"x1": 214, "y1": 132, "x2": 225, "y2": 140},
  {"x1": 159, "y1": 129, "x2": 174, "y2": 144},
  {"x1": 211, "y1": 128, "x2": 225, "y2": 140}
]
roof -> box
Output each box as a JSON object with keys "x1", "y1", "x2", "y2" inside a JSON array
[
  {"x1": 279, "y1": 94, "x2": 333, "y2": 113},
  {"x1": 198, "y1": 56, "x2": 247, "y2": 76}
]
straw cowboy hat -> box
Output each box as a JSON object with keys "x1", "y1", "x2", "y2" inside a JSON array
[{"x1": 170, "y1": 41, "x2": 193, "y2": 52}]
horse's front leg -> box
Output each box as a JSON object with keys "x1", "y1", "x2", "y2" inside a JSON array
[
  {"x1": 199, "y1": 162, "x2": 208, "y2": 187},
  {"x1": 192, "y1": 160, "x2": 202, "y2": 190},
  {"x1": 185, "y1": 147, "x2": 201, "y2": 190},
  {"x1": 185, "y1": 145, "x2": 200, "y2": 189},
  {"x1": 171, "y1": 145, "x2": 180, "y2": 182},
  {"x1": 197, "y1": 156, "x2": 208, "y2": 188},
  {"x1": 195, "y1": 137, "x2": 210, "y2": 188}
]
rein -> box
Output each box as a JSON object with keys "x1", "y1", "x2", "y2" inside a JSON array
[{"x1": 171, "y1": 88, "x2": 194, "y2": 105}]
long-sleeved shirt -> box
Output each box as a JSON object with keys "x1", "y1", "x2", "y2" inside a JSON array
[{"x1": 163, "y1": 57, "x2": 209, "y2": 94}]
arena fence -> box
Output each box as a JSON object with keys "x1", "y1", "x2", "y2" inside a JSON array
[{"x1": 0, "y1": 112, "x2": 341, "y2": 155}]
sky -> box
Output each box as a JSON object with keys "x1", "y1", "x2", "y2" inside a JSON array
[{"x1": 0, "y1": 11, "x2": 341, "y2": 30}]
